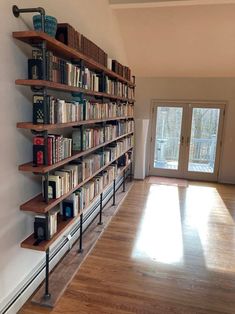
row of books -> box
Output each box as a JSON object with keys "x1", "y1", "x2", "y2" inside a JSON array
[
  {"x1": 72, "y1": 121, "x2": 134, "y2": 151},
  {"x1": 56, "y1": 23, "x2": 108, "y2": 68},
  {"x1": 82, "y1": 101, "x2": 134, "y2": 121},
  {"x1": 33, "y1": 94, "x2": 134, "y2": 125},
  {"x1": 28, "y1": 51, "x2": 134, "y2": 98},
  {"x1": 32, "y1": 121, "x2": 133, "y2": 167},
  {"x1": 33, "y1": 135, "x2": 72, "y2": 166},
  {"x1": 34, "y1": 150, "x2": 132, "y2": 241},
  {"x1": 42, "y1": 137, "x2": 133, "y2": 200},
  {"x1": 110, "y1": 60, "x2": 132, "y2": 82},
  {"x1": 55, "y1": 23, "x2": 132, "y2": 81},
  {"x1": 81, "y1": 137, "x2": 133, "y2": 181},
  {"x1": 60, "y1": 151, "x2": 132, "y2": 217},
  {"x1": 104, "y1": 77, "x2": 134, "y2": 99},
  {"x1": 74, "y1": 164, "x2": 118, "y2": 212}
]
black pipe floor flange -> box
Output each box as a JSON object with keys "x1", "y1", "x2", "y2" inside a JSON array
[{"x1": 12, "y1": 5, "x2": 20, "y2": 17}]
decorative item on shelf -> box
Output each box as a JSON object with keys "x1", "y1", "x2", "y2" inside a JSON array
[{"x1": 33, "y1": 15, "x2": 57, "y2": 37}]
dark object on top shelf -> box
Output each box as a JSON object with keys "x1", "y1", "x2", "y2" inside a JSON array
[
  {"x1": 33, "y1": 15, "x2": 57, "y2": 37},
  {"x1": 56, "y1": 23, "x2": 80, "y2": 50}
]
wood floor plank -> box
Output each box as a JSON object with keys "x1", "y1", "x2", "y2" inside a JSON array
[{"x1": 20, "y1": 179, "x2": 235, "y2": 314}]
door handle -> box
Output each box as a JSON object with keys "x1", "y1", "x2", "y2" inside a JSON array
[{"x1": 181, "y1": 135, "x2": 184, "y2": 145}]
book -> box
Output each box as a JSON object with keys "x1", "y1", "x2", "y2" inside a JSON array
[
  {"x1": 33, "y1": 136, "x2": 45, "y2": 166},
  {"x1": 42, "y1": 175, "x2": 61, "y2": 199},
  {"x1": 34, "y1": 215, "x2": 50, "y2": 241}
]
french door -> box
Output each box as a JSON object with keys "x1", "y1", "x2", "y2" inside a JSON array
[{"x1": 149, "y1": 101, "x2": 225, "y2": 181}]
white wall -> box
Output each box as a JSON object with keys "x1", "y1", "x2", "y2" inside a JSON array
[
  {"x1": 0, "y1": 0, "x2": 128, "y2": 309},
  {"x1": 135, "y1": 77, "x2": 235, "y2": 184}
]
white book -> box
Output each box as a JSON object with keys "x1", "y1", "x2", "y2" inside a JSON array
[
  {"x1": 54, "y1": 171, "x2": 69, "y2": 194},
  {"x1": 107, "y1": 57, "x2": 112, "y2": 70}
]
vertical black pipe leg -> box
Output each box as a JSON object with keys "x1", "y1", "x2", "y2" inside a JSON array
[
  {"x1": 129, "y1": 162, "x2": 133, "y2": 182},
  {"x1": 98, "y1": 193, "x2": 103, "y2": 225},
  {"x1": 113, "y1": 179, "x2": 116, "y2": 206},
  {"x1": 123, "y1": 170, "x2": 126, "y2": 192},
  {"x1": 78, "y1": 213, "x2": 83, "y2": 253},
  {"x1": 44, "y1": 249, "x2": 51, "y2": 300}
]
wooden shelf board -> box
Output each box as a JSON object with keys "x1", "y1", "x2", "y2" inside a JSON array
[
  {"x1": 13, "y1": 31, "x2": 135, "y2": 87},
  {"x1": 16, "y1": 116, "x2": 134, "y2": 131},
  {"x1": 15, "y1": 79, "x2": 135, "y2": 102},
  {"x1": 21, "y1": 215, "x2": 77, "y2": 252},
  {"x1": 19, "y1": 131, "x2": 134, "y2": 173},
  {"x1": 21, "y1": 161, "x2": 132, "y2": 252},
  {"x1": 20, "y1": 146, "x2": 133, "y2": 213}
]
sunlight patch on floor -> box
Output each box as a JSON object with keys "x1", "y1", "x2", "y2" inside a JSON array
[{"x1": 132, "y1": 185, "x2": 184, "y2": 265}]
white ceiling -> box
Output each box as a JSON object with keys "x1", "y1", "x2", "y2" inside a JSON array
[
  {"x1": 110, "y1": 0, "x2": 235, "y2": 9},
  {"x1": 111, "y1": 1, "x2": 235, "y2": 77}
]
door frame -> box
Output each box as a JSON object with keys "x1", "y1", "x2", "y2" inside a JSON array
[
  {"x1": 149, "y1": 102, "x2": 187, "y2": 178},
  {"x1": 148, "y1": 100, "x2": 226, "y2": 182}
]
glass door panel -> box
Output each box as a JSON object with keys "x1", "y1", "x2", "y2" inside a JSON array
[
  {"x1": 188, "y1": 108, "x2": 220, "y2": 173},
  {"x1": 154, "y1": 106, "x2": 183, "y2": 171}
]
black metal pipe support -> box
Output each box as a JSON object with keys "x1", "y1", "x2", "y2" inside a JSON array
[
  {"x1": 44, "y1": 248, "x2": 51, "y2": 299},
  {"x1": 78, "y1": 213, "x2": 83, "y2": 253},
  {"x1": 129, "y1": 162, "x2": 133, "y2": 182},
  {"x1": 113, "y1": 179, "x2": 116, "y2": 206},
  {"x1": 12, "y1": 5, "x2": 46, "y2": 32},
  {"x1": 123, "y1": 170, "x2": 126, "y2": 192},
  {"x1": 98, "y1": 193, "x2": 103, "y2": 225}
]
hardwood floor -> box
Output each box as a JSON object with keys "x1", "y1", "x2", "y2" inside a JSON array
[{"x1": 20, "y1": 179, "x2": 235, "y2": 314}]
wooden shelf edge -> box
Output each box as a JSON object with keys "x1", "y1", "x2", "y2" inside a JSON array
[
  {"x1": 12, "y1": 31, "x2": 135, "y2": 87},
  {"x1": 18, "y1": 131, "x2": 134, "y2": 173},
  {"x1": 16, "y1": 116, "x2": 134, "y2": 131},
  {"x1": 21, "y1": 216, "x2": 77, "y2": 252},
  {"x1": 20, "y1": 147, "x2": 133, "y2": 213},
  {"x1": 15, "y1": 79, "x2": 135, "y2": 102},
  {"x1": 20, "y1": 161, "x2": 132, "y2": 252}
]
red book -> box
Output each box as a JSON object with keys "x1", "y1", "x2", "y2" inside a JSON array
[
  {"x1": 47, "y1": 137, "x2": 53, "y2": 166},
  {"x1": 33, "y1": 136, "x2": 45, "y2": 165}
]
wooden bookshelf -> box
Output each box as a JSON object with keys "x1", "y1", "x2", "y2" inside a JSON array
[
  {"x1": 15, "y1": 80, "x2": 135, "y2": 102},
  {"x1": 13, "y1": 31, "x2": 135, "y2": 87},
  {"x1": 20, "y1": 146, "x2": 133, "y2": 214},
  {"x1": 17, "y1": 116, "x2": 134, "y2": 131},
  {"x1": 21, "y1": 215, "x2": 77, "y2": 252},
  {"x1": 20, "y1": 161, "x2": 132, "y2": 252},
  {"x1": 19, "y1": 131, "x2": 134, "y2": 173},
  {"x1": 13, "y1": 18, "x2": 135, "y2": 265}
]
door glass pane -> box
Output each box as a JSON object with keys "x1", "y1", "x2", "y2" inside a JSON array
[
  {"x1": 188, "y1": 108, "x2": 220, "y2": 173},
  {"x1": 154, "y1": 106, "x2": 183, "y2": 170}
]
